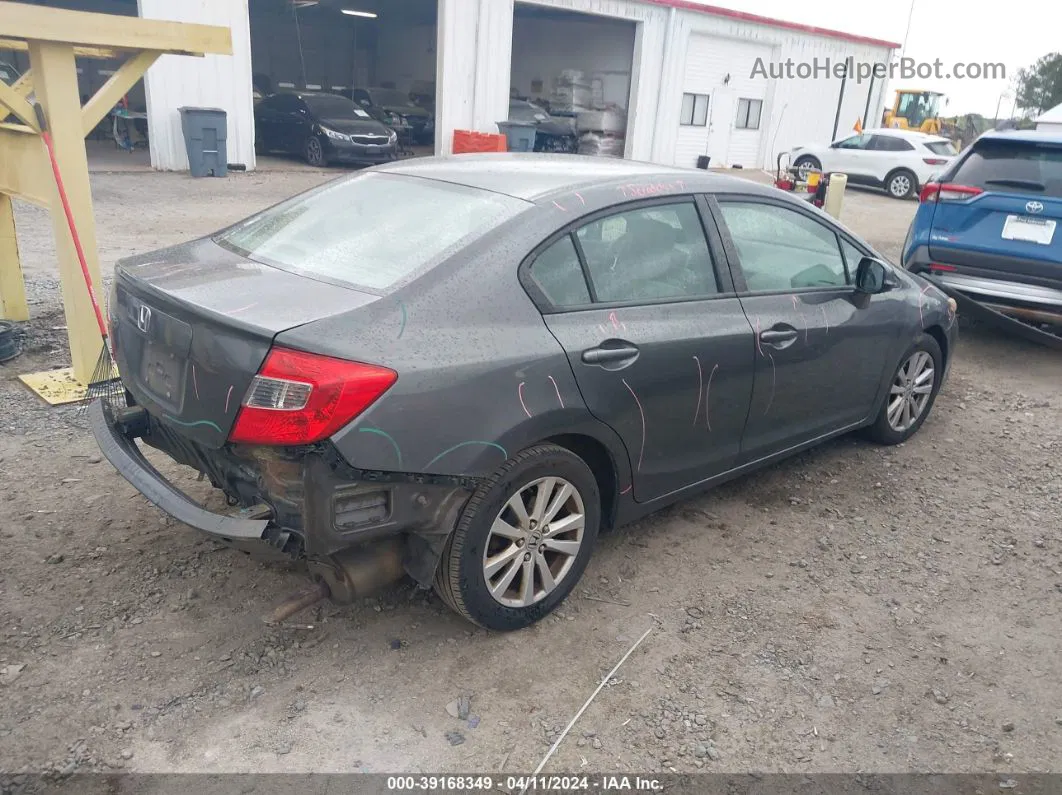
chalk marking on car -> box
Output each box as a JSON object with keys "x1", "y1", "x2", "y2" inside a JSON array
[
  {"x1": 791, "y1": 295, "x2": 809, "y2": 344},
  {"x1": 705, "y1": 364, "x2": 719, "y2": 432},
  {"x1": 357, "y1": 427, "x2": 403, "y2": 468},
  {"x1": 764, "y1": 352, "x2": 777, "y2": 416},
  {"x1": 692, "y1": 356, "x2": 703, "y2": 425},
  {"x1": 424, "y1": 441, "x2": 508, "y2": 471},
  {"x1": 518, "y1": 382, "x2": 532, "y2": 418},
  {"x1": 622, "y1": 378, "x2": 646, "y2": 473},
  {"x1": 191, "y1": 364, "x2": 200, "y2": 401},
  {"x1": 619, "y1": 484, "x2": 632, "y2": 495},
  {"x1": 224, "y1": 385, "x2": 234, "y2": 414},
  {"x1": 574, "y1": 191, "x2": 586, "y2": 206},
  {"x1": 547, "y1": 375, "x2": 564, "y2": 408},
  {"x1": 162, "y1": 415, "x2": 222, "y2": 434},
  {"x1": 754, "y1": 317, "x2": 764, "y2": 357},
  {"x1": 396, "y1": 300, "x2": 407, "y2": 339},
  {"x1": 820, "y1": 305, "x2": 830, "y2": 334},
  {"x1": 552, "y1": 200, "x2": 567, "y2": 212}
]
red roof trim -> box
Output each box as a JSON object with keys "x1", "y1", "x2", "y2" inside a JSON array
[{"x1": 641, "y1": 0, "x2": 902, "y2": 50}]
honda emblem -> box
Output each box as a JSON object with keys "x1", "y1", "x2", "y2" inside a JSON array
[
  {"x1": 137, "y1": 304, "x2": 152, "y2": 333},
  {"x1": 1026, "y1": 200, "x2": 1044, "y2": 214}
]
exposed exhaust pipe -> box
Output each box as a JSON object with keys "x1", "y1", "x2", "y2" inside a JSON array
[{"x1": 265, "y1": 537, "x2": 407, "y2": 623}]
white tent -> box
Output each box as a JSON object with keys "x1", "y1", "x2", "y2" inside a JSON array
[{"x1": 1034, "y1": 103, "x2": 1062, "y2": 133}]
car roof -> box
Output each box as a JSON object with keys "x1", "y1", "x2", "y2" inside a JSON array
[
  {"x1": 861, "y1": 127, "x2": 947, "y2": 142},
  {"x1": 976, "y1": 128, "x2": 1062, "y2": 145},
  {"x1": 374, "y1": 153, "x2": 771, "y2": 201}
]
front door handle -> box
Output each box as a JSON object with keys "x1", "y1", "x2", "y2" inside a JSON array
[
  {"x1": 582, "y1": 343, "x2": 640, "y2": 367},
  {"x1": 759, "y1": 326, "x2": 799, "y2": 349}
]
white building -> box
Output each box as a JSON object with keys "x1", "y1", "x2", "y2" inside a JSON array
[
  {"x1": 4, "y1": 0, "x2": 898, "y2": 173},
  {"x1": 1034, "y1": 103, "x2": 1062, "y2": 134}
]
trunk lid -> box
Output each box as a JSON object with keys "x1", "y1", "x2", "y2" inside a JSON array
[{"x1": 111, "y1": 237, "x2": 377, "y2": 449}]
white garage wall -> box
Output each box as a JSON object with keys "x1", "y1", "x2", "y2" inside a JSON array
[
  {"x1": 138, "y1": 0, "x2": 256, "y2": 171},
  {"x1": 650, "y1": 6, "x2": 896, "y2": 171},
  {"x1": 510, "y1": 13, "x2": 635, "y2": 108}
]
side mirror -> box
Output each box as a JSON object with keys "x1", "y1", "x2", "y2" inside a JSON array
[{"x1": 854, "y1": 257, "x2": 889, "y2": 293}]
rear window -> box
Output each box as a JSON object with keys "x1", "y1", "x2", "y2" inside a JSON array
[
  {"x1": 950, "y1": 140, "x2": 1062, "y2": 197},
  {"x1": 925, "y1": 141, "x2": 958, "y2": 156},
  {"x1": 214, "y1": 172, "x2": 529, "y2": 291}
]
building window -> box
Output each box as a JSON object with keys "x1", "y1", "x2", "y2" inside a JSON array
[
  {"x1": 735, "y1": 98, "x2": 763, "y2": 130},
  {"x1": 680, "y1": 93, "x2": 709, "y2": 126}
]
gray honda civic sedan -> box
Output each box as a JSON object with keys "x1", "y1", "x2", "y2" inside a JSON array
[{"x1": 91, "y1": 154, "x2": 957, "y2": 631}]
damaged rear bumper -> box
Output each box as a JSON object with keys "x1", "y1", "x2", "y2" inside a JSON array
[
  {"x1": 89, "y1": 400, "x2": 271, "y2": 543},
  {"x1": 88, "y1": 401, "x2": 476, "y2": 587}
]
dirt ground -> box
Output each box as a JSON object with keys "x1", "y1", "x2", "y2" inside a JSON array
[{"x1": 2, "y1": 165, "x2": 1061, "y2": 781}]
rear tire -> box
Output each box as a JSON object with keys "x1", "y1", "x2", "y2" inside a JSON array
[
  {"x1": 865, "y1": 333, "x2": 943, "y2": 445},
  {"x1": 886, "y1": 169, "x2": 917, "y2": 199},
  {"x1": 433, "y1": 444, "x2": 600, "y2": 631}
]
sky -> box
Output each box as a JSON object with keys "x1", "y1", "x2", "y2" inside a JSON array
[{"x1": 686, "y1": 0, "x2": 1061, "y2": 117}]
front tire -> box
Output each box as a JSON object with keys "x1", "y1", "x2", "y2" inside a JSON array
[
  {"x1": 433, "y1": 444, "x2": 600, "y2": 631},
  {"x1": 886, "y1": 169, "x2": 917, "y2": 199},
  {"x1": 304, "y1": 136, "x2": 326, "y2": 167},
  {"x1": 793, "y1": 155, "x2": 821, "y2": 179},
  {"x1": 865, "y1": 333, "x2": 943, "y2": 445}
]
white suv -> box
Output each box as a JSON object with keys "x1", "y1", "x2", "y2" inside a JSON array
[{"x1": 790, "y1": 128, "x2": 958, "y2": 200}]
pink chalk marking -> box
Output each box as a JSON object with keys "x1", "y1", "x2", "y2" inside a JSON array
[
  {"x1": 704, "y1": 363, "x2": 719, "y2": 431},
  {"x1": 226, "y1": 303, "x2": 257, "y2": 315},
  {"x1": 552, "y1": 200, "x2": 567, "y2": 211},
  {"x1": 820, "y1": 305, "x2": 830, "y2": 334},
  {"x1": 764, "y1": 352, "x2": 776, "y2": 416},
  {"x1": 692, "y1": 356, "x2": 703, "y2": 425},
  {"x1": 224, "y1": 385, "x2": 234, "y2": 414},
  {"x1": 191, "y1": 364, "x2": 200, "y2": 401},
  {"x1": 574, "y1": 191, "x2": 586, "y2": 206},
  {"x1": 547, "y1": 375, "x2": 565, "y2": 408},
  {"x1": 622, "y1": 378, "x2": 646, "y2": 473},
  {"x1": 754, "y1": 316, "x2": 764, "y2": 357},
  {"x1": 791, "y1": 295, "x2": 809, "y2": 344},
  {"x1": 517, "y1": 381, "x2": 532, "y2": 418},
  {"x1": 619, "y1": 484, "x2": 632, "y2": 495},
  {"x1": 609, "y1": 310, "x2": 625, "y2": 331}
]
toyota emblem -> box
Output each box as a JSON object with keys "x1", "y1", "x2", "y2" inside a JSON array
[
  {"x1": 137, "y1": 304, "x2": 152, "y2": 333},
  {"x1": 1026, "y1": 200, "x2": 1044, "y2": 214}
]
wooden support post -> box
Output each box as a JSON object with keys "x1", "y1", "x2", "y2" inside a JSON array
[
  {"x1": 81, "y1": 50, "x2": 159, "y2": 136},
  {"x1": 0, "y1": 193, "x2": 28, "y2": 321},
  {"x1": 28, "y1": 40, "x2": 105, "y2": 384}
]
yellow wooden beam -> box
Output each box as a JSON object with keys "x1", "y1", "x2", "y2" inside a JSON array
[
  {"x1": 28, "y1": 40, "x2": 106, "y2": 384},
  {"x1": 11, "y1": 68, "x2": 33, "y2": 98},
  {"x1": 0, "y1": 127, "x2": 50, "y2": 205},
  {"x1": 0, "y1": 194, "x2": 28, "y2": 321},
  {"x1": 0, "y1": 78, "x2": 41, "y2": 132},
  {"x1": 81, "y1": 51, "x2": 159, "y2": 137},
  {"x1": 0, "y1": 3, "x2": 232, "y2": 56},
  {"x1": 0, "y1": 38, "x2": 124, "y2": 61}
]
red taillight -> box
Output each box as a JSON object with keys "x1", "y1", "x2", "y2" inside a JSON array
[
  {"x1": 928, "y1": 263, "x2": 957, "y2": 272},
  {"x1": 229, "y1": 347, "x2": 397, "y2": 445},
  {"x1": 923, "y1": 157, "x2": 949, "y2": 165},
  {"x1": 921, "y1": 182, "x2": 983, "y2": 203}
]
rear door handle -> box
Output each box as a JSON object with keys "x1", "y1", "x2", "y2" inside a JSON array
[
  {"x1": 582, "y1": 343, "x2": 640, "y2": 366},
  {"x1": 759, "y1": 329, "x2": 798, "y2": 343}
]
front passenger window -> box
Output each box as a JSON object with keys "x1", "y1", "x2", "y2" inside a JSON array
[{"x1": 719, "y1": 202, "x2": 847, "y2": 292}]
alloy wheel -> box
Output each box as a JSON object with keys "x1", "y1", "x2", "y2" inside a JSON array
[
  {"x1": 482, "y1": 476, "x2": 585, "y2": 608},
  {"x1": 887, "y1": 351, "x2": 935, "y2": 432},
  {"x1": 889, "y1": 174, "x2": 912, "y2": 198},
  {"x1": 306, "y1": 137, "x2": 324, "y2": 166}
]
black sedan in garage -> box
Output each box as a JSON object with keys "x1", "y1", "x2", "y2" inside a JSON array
[
  {"x1": 91, "y1": 155, "x2": 957, "y2": 632},
  {"x1": 254, "y1": 91, "x2": 397, "y2": 167}
]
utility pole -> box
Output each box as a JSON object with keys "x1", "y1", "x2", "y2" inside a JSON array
[{"x1": 899, "y1": 0, "x2": 916, "y2": 62}]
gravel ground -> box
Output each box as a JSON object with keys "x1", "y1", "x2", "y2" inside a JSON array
[{"x1": 1, "y1": 168, "x2": 1061, "y2": 781}]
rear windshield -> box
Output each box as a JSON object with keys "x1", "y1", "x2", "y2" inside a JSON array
[
  {"x1": 214, "y1": 172, "x2": 529, "y2": 291},
  {"x1": 303, "y1": 94, "x2": 362, "y2": 119},
  {"x1": 371, "y1": 88, "x2": 414, "y2": 107},
  {"x1": 925, "y1": 141, "x2": 957, "y2": 156},
  {"x1": 950, "y1": 140, "x2": 1062, "y2": 197}
]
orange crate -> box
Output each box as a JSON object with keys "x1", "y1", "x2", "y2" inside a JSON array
[{"x1": 452, "y1": 129, "x2": 508, "y2": 154}]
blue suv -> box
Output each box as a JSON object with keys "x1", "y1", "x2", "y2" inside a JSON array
[{"x1": 902, "y1": 129, "x2": 1062, "y2": 327}]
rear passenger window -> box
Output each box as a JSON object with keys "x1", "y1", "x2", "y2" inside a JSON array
[
  {"x1": 575, "y1": 202, "x2": 718, "y2": 303},
  {"x1": 719, "y1": 202, "x2": 847, "y2": 291},
  {"x1": 529, "y1": 235, "x2": 591, "y2": 307}
]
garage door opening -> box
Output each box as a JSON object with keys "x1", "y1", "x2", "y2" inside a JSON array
[
  {"x1": 0, "y1": 0, "x2": 152, "y2": 172},
  {"x1": 249, "y1": 0, "x2": 438, "y2": 167},
  {"x1": 507, "y1": 4, "x2": 636, "y2": 158}
]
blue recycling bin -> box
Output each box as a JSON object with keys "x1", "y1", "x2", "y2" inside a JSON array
[{"x1": 179, "y1": 106, "x2": 227, "y2": 177}]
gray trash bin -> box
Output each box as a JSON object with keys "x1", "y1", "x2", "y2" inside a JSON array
[
  {"x1": 179, "y1": 106, "x2": 227, "y2": 177},
  {"x1": 496, "y1": 120, "x2": 537, "y2": 152}
]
